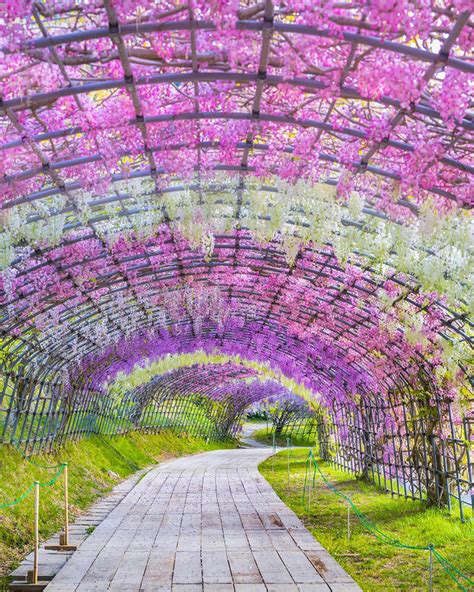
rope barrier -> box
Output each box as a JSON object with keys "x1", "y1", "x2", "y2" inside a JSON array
[
  {"x1": 2, "y1": 447, "x2": 74, "y2": 583},
  {"x1": 0, "y1": 483, "x2": 36, "y2": 509},
  {"x1": 11, "y1": 440, "x2": 65, "y2": 470},
  {"x1": 0, "y1": 457, "x2": 73, "y2": 583},
  {"x1": 432, "y1": 549, "x2": 473, "y2": 590},
  {"x1": 0, "y1": 463, "x2": 65, "y2": 509},
  {"x1": 302, "y1": 450, "x2": 473, "y2": 592}
]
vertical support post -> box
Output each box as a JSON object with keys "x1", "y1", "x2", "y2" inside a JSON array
[
  {"x1": 46, "y1": 463, "x2": 77, "y2": 551},
  {"x1": 347, "y1": 505, "x2": 351, "y2": 542},
  {"x1": 34, "y1": 480, "x2": 39, "y2": 583},
  {"x1": 428, "y1": 545, "x2": 433, "y2": 592},
  {"x1": 27, "y1": 481, "x2": 40, "y2": 584},
  {"x1": 287, "y1": 437, "x2": 290, "y2": 486},
  {"x1": 63, "y1": 463, "x2": 69, "y2": 546},
  {"x1": 272, "y1": 432, "x2": 276, "y2": 472},
  {"x1": 308, "y1": 471, "x2": 312, "y2": 511}
]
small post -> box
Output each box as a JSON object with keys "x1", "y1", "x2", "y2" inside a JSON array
[
  {"x1": 46, "y1": 463, "x2": 77, "y2": 551},
  {"x1": 27, "y1": 481, "x2": 40, "y2": 584},
  {"x1": 287, "y1": 437, "x2": 290, "y2": 486},
  {"x1": 63, "y1": 463, "x2": 69, "y2": 546},
  {"x1": 302, "y1": 459, "x2": 308, "y2": 507},
  {"x1": 428, "y1": 544, "x2": 434, "y2": 592},
  {"x1": 347, "y1": 505, "x2": 351, "y2": 542},
  {"x1": 272, "y1": 432, "x2": 276, "y2": 472},
  {"x1": 34, "y1": 480, "x2": 39, "y2": 583},
  {"x1": 308, "y1": 472, "x2": 312, "y2": 511}
]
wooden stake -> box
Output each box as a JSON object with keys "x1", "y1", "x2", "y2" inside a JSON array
[
  {"x1": 33, "y1": 480, "x2": 39, "y2": 583},
  {"x1": 287, "y1": 437, "x2": 290, "y2": 486},
  {"x1": 27, "y1": 481, "x2": 39, "y2": 584},
  {"x1": 63, "y1": 464, "x2": 69, "y2": 546},
  {"x1": 429, "y1": 545, "x2": 433, "y2": 592},
  {"x1": 272, "y1": 433, "x2": 276, "y2": 472},
  {"x1": 347, "y1": 505, "x2": 351, "y2": 542},
  {"x1": 45, "y1": 464, "x2": 77, "y2": 551}
]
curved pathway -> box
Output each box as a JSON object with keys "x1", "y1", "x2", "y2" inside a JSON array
[{"x1": 46, "y1": 449, "x2": 361, "y2": 592}]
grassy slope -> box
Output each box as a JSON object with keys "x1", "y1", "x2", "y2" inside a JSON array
[
  {"x1": 0, "y1": 430, "x2": 233, "y2": 580},
  {"x1": 252, "y1": 427, "x2": 316, "y2": 447},
  {"x1": 260, "y1": 448, "x2": 473, "y2": 592}
]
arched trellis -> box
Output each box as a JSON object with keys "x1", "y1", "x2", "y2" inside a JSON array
[
  {"x1": 0, "y1": 239, "x2": 472, "y2": 474},
  {"x1": 0, "y1": 1, "x2": 472, "y2": 210},
  {"x1": 116, "y1": 362, "x2": 278, "y2": 439},
  {"x1": 1, "y1": 237, "x2": 471, "y2": 399},
  {"x1": 0, "y1": 1, "x2": 473, "y2": 519}
]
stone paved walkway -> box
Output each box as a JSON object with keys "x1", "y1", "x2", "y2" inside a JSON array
[{"x1": 46, "y1": 449, "x2": 361, "y2": 592}]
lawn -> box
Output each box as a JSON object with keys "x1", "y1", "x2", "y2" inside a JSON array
[
  {"x1": 252, "y1": 426, "x2": 317, "y2": 447},
  {"x1": 260, "y1": 448, "x2": 473, "y2": 592},
  {"x1": 0, "y1": 430, "x2": 234, "y2": 586}
]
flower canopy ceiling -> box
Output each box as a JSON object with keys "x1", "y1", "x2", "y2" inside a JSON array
[{"x1": 0, "y1": 0, "x2": 472, "y2": 420}]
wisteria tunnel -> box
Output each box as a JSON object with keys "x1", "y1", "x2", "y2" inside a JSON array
[{"x1": 0, "y1": 0, "x2": 473, "y2": 542}]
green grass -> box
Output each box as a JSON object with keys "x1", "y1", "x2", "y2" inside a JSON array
[
  {"x1": 252, "y1": 427, "x2": 317, "y2": 447},
  {"x1": 260, "y1": 448, "x2": 474, "y2": 592},
  {"x1": 0, "y1": 430, "x2": 234, "y2": 583}
]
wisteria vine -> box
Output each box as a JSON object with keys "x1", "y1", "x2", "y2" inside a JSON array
[{"x1": 0, "y1": 2, "x2": 472, "y2": 478}]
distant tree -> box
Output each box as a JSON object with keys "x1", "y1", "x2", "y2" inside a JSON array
[{"x1": 267, "y1": 394, "x2": 311, "y2": 436}]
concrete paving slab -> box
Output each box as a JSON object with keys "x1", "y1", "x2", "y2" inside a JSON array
[{"x1": 33, "y1": 449, "x2": 361, "y2": 592}]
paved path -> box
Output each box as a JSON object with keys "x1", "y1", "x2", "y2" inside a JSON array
[
  {"x1": 46, "y1": 449, "x2": 361, "y2": 592},
  {"x1": 238, "y1": 422, "x2": 269, "y2": 448}
]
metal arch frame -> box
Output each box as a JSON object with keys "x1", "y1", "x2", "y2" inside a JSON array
[
  {"x1": 7, "y1": 298, "x2": 466, "y2": 474},
  {"x1": 122, "y1": 362, "x2": 263, "y2": 438},
  {"x1": 1, "y1": 184, "x2": 436, "y2": 277},
  {"x1": 94, "y1": 325, "x2": 379, "y2": 395},
  {"x1": 2, "y1": 308, "x2": 400, "y2": 408},
  {"x1": 0, "y1": 1, "x2": 472, "y2": 517},
  {"x1": 1, "y1": 327, "x2": 333, "y2": 443},
  {"x1": 0, "y1": 112, "x2": 467, "y2": 208},
  {"x1": 0, "y1": 312, "x2": 449, "y2": 420},
  {"x1": 1, "y1": 83, "x2": 472, "y2": 152},
  {"x1": 0, "y1": 263, "x2": 454, "y2": 381},
  {"x1": 3, "y1": 179, "x2": 472, "y2": 357},
  {"x1": 57, "y1": 355, "x2": 310, "y2": 443},
  {"x1": 4, "y1": 134, "x2": 471, "y2": 197},
  {"x1": 1, "y1": 8, "x2": 472, "y2": 211},
  {"x1": 1, "y1": 268, "x2": 470, "y2": 408},
  {"x1": 1, "y1": 17, "x2": 471, "y2": 75},
  {"x1": 0, "y1": 6, "x2": 470, "y2": 199},
  {"x1": 4, "y1": 320, "x2": 382, "y2": 399},
  {"x1": 3, "y1": 234, "x2": 471, "y2": 348},
  {"x1": 2, "y1": 287, "x2": 470, "y2": 450},
  {"x1": 2, "y1": 110, "x2": 471, "y2": 183}
]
